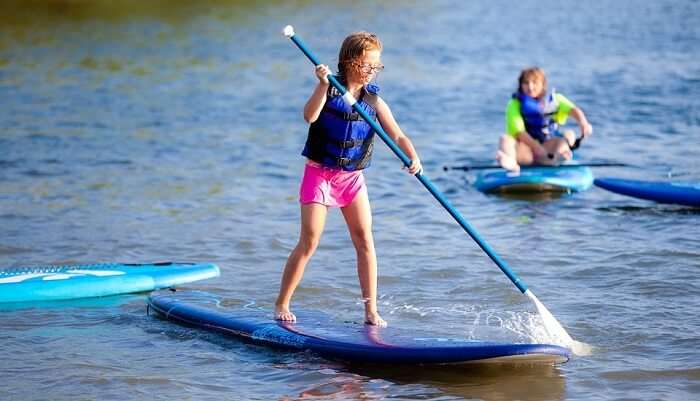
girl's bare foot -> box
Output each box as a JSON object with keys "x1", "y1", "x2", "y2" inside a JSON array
[
  {"x1": 496, "y1": 150, "x2": 520, "y2": 172},
  {"x1": 274, "y1": 304, "x2": 296, "y2": 322},
  {"x1": 365, "y1": 311, "x2": 387, "y2": 327}
]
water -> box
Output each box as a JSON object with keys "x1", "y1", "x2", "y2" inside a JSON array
[{"x1": 1, "y1": 0, "x2": 699, "y2": 400}]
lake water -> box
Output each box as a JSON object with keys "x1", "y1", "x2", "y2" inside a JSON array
[{"x1": 1, "y1": 1, "x2": 699, "y2": 400}]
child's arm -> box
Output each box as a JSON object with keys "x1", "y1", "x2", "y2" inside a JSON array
[
  {"x1": 303, "y1": 64, "x2": 331, "y2": 123},
  {"x1": 375, "y1": 97, "x2": 422, "y2": 175},
  {"x1": 569, "y1": 107, "x2": 593, "y2": 138}
]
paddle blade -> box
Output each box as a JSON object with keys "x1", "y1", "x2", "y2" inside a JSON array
[{"x1": 525, "y1": 290, "x2": 592, "y2": 356}]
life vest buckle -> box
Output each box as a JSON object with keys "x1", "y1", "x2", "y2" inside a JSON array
[
  {"x1": 337, "y1": 139, "x2": 363, "y2": 149},
  {"x1": 336, "y1": 157, "x2": 352, "y2": 167},
  {"x1": 343, "y1": 112, "x2": 362, "y2": 121}
]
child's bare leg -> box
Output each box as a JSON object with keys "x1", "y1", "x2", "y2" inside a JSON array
[
  {"x1": 496, "y1": 134, "x2": 520, "y2": 172},
  {"x1": 341, "y1": 189, "x2": 387, "y2": 327},
  {"x1": 544, "y1": 137, "x2": 572, "y2": 164},
  {"x1": 275, "y1": 203, "x2": 327, "y2": 322},
  {"x1": 515, "y1": 139, "x2": 537, "y2": 166}
]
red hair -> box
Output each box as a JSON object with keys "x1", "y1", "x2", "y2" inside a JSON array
[{"x1": 337, "y1": 31, "x2": 382, "y2": 77}]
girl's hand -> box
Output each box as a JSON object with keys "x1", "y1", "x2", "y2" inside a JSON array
[
  {"x1": 404, "y1": 158, "x2": 423, "y2": 175},
  {"x1": 314, "y1": 64, "x2": 330, "y2": 84},
  {"x1": 581, "y1": 123, "x2": 593, "y2": 138}
]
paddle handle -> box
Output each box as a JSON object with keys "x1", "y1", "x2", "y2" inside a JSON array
[{"x1": 283, "y1": 26, "x2": 528, "y2": 293}]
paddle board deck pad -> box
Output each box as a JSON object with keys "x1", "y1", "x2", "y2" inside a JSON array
[
  {"x1": 147, "y1": 292, "x2": 571, "y2": 365},
  {"x1": 475, "y1": 166, "x2": 593, "y2": 193},
  {"x1": 594, "y1": 177, "x2": 700, "y2": 207},
  {"x1": 0, "y1": 262, "x2": 220, "y2": 303}
]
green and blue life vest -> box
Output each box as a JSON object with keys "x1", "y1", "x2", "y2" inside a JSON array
[{"x1": 506, "y1": 90, "x2": 576, "y2": 143}]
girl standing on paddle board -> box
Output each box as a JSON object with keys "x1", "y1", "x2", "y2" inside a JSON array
[
  {"x1": 275, "y1": 31, "x2": 422, "y2": 327},
  {"x1": 496, "y1": 67, "x2": 593, "y2": 172}
]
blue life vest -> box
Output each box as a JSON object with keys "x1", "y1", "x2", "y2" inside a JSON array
[
  {"x1": 514, "y1": 90, "x2": 560, "y2": 143},
  {"x1": 302, "y1": 78, "x2": 379, "y2": 171}
]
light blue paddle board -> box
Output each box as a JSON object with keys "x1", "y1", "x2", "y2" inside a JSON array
[
  {"x1": 475, "y1": 165, "x2": 594, "y2": 193},
  {"x1": 0, "y1": 262, "x2": 220, "y2": 303},
  {"x1": 148, "y1": 291, "x2": 571, "y2": 365},
  {"x1": 594, "y1": 177, "x2": 700, "y2": 207}
]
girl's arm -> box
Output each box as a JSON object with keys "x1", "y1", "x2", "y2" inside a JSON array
[
  {"x1": 303, "y1": 65, "x2": 331, "y2": 123},
  {"x1": 375, "y1": 97, "x2": 422, "y2": 175},
  {"x1": 569, "y1": 107, "x2": 593, "y2": 138}
]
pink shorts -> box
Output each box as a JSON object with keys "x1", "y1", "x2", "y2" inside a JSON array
[{"x1": 299, "y1": 161, "x2": 366, "y2": 208}]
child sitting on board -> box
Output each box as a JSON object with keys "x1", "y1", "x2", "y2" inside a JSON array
[{"x1": 496, "y1": 67, "x2": 593, "y2": 172}]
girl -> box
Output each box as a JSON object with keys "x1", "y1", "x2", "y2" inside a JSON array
[
  {"x1": 496, "y1": 67, "x2": 593, "y2": 172},
  {"x1": 274, "y1": 31, "x2": 422, "y2": 327}
]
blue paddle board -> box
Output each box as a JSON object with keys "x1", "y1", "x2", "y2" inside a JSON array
[
  {"x1": 594, "y1": 177, "x2": 700, "y2": 207},
  {"x1": 0, "y1": 262, "x2": 220, "y2": 303},
  {"x1": 475, "y1": 165, "x2": 593, "y2": 193},
  {"x1": 147, "y1": 292, "x2": 571, "y2": 365}
]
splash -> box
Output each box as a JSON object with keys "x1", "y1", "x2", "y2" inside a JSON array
[
  {"x1": 526, "y1": 290, "x2": 593, "y2": 356},
  {"x1": 385, "y1": 297, "x2": 593, "y2": 356}
]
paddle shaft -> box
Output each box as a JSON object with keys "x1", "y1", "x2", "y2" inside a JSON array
[
  {"x1": 445, "y1": 162, "x2": 631, "y2": 172},
  {"x1": 286, "y1": 29, "x2": 527, "y2": 293}
]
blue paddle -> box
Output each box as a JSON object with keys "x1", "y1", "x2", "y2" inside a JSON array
[
  {"x1": 283, "y1": 26, "x2": 585, "y2": 353},
  {"x1": 444, "y1": 161, "x2": 630, "y2": 172}
]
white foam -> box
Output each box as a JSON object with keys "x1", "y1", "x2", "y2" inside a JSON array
[
  {"x1": 526, "y1": 290, "x2": 593, "y2": 356},
  {"x1": 385, "y1": 298, "x2": 594, "y2": 356}
]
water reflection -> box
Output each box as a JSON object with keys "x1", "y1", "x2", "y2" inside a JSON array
[
  {"x1": 482, "y1": 191, "x2": 574, "y2": 202},
  {"x1": 286, "y1": 363, "x2": 566, "y2": 401}
]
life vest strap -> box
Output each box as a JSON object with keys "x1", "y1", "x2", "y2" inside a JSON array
[
  {"x1": 334, "y1": 139, "x2": 366, "y2": 149},
  {"x1": 322, "y1": 106, "x2": 363, "y2": 121}
]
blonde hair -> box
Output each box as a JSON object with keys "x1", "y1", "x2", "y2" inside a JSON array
[
  {"x1": 337, "y1": 31, "x2": 382, "y2": 77},
  {"x1": 518, "y1": 67, "x2": 548, "y2": 98}
]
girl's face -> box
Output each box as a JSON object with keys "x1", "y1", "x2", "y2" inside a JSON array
[
  {"x1": 520, "y1": 76, "x2": 545, "y2": 98},
  {"x1": 349, "y1": 49, "x2": 383, "y2": 84}
]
